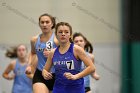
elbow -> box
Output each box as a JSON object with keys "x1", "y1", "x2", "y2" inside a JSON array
[{"x1": 90, "y1": 65, "x2": 96, "y2": 73}]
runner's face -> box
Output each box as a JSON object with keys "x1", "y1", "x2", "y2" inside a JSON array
[
  {"x1": 17, "y1": 45, "x2": 27, "y2": 59},
  {"x1": 74, "y1": 36, "x2": 85, "y2": 49},
  {"x1": 56, "y1": 25, "x2": 71, "y2": 44},
  {"x1": 39, "y1": 16, "x2": 53, "y2": 34}
]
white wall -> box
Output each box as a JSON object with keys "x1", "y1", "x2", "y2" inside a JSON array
[
  {"x1": 0, "y1": 0, "x2": 120, "y2": 44},
  {"x1": 91, "y1": 44, "x2": 121, "y2": 93}
]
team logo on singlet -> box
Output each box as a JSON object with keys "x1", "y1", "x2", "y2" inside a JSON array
[
  {"x1": 16, "y1": 67, "x2": 24, "y2": 75},
  {"x1": 36, "y1": 41, "x2": 53, "y2": 52},
  {"x1": 54, "y1": 60, "x2": 74, "y2": 70}
]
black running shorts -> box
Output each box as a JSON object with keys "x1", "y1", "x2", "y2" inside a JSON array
[{"x1": 33, "y1": 69, "x2": 55, "y2": 90}]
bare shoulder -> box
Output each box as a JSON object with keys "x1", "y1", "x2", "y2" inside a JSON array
[
  {"x1": 10, "y1": 60, "x2": 16, "y2": 69},
  {"x1": 73, "y1": 44, "x2": 85, "y2": 59},
  {"x1": 73, "y1": 44, "x2": 85, "y2": 53},
  {"x1": 30, "y1": 35, "x2": 38, "y2": 43},
  {"x1": 30, "y1": 35, "x2": 39, "y2": 53}
]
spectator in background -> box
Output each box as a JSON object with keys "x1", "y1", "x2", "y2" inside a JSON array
[
  {"x1": 2, "y1": 44, "x2": 32, "y2": 93},
  {"x1": 73, "y1": 32, "x2": 100, "y2": 93}
]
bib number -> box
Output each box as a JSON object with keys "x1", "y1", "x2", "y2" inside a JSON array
[
  {"x1": 66, "y1": 60, "x2": 74, "y2": 70},
  {"x1": 46, "y1": 41, "x2": 53, "y2": 50}
]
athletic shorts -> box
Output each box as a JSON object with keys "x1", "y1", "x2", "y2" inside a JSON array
[
  {"x1": 85, "y1": 87, "x2": 91, "y2": 92},
  {"x1": 33, "y1": 69, "x2": 55, "y2": 90}
]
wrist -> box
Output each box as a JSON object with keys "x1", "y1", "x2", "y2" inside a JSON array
[
  {"x1": 74, "y1": 74, "x2": 80, "y2": 80},
  {"x1": 43, "y1": 66, "x2": 47, "y2": 70}
]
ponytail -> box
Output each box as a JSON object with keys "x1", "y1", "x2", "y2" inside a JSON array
[
  {"x1": 5, "y1": 46, "x2": 17, "y2": 58},
  {"x1": 84, "y1": 40, "x2": 93, "y2": 53}
]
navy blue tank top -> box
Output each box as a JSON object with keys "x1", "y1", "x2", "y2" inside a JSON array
[{"x1": 52, "y1": 43, "x2": 84, "y2": 85}]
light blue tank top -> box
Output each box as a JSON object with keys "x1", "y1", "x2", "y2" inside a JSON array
[
  {"x1": 52, "y1": 43, "x2": 84, "y2": 85},
  {"x1": 35, "y1": 32, "x2": 56, "y2": 71},
  {"x1": 81, "y1": 52, "x2": 90, "y2": 87},
  {"x1": 12, "y1": 59, "x2": 32, "y2": 93}
]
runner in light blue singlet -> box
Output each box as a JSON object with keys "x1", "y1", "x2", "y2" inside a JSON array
[
  {"x1": 35, "y1": 32, "x2": 57, "y2": 72},
  {"x1": 12, "y1": 59, "x2": 32, "y2": 93}
]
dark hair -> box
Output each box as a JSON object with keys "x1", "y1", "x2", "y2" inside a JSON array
[
  {"x1": 55, "y1": 22, "x2": 73, "y2": 43},
  {"x1": 39, "y1": 13, "x2": 56, "y2": 29},
  {"x1": 5, "y1": 45, "x2": 28, "y2": 59},
  {"x1": 73, "y1": 32, "x2": 93, "y2": 53}
]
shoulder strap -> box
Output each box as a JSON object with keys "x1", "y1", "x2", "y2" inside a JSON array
[{"x1": 69, "y1": 43, "x2": 74, "y2": 53}]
